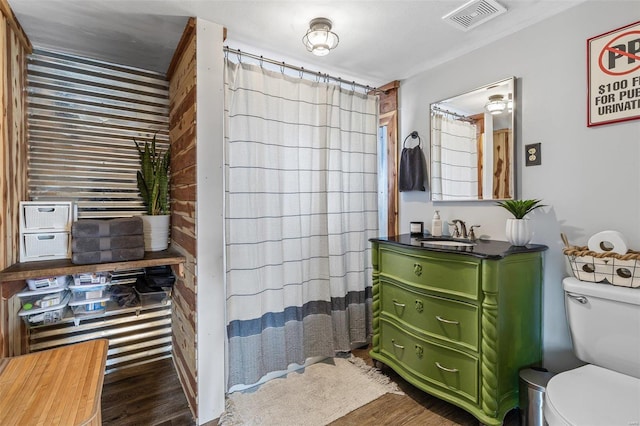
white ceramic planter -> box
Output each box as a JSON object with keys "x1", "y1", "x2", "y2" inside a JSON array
[
  {"x1": 141, "y1": 214, "x2": 170, "y2": 251},
  {"x1": 505, "y1": 218, "x2": 531, "y2": 246}
]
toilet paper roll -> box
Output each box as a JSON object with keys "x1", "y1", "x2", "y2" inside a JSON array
[{"x1": 587, "y1": 230, "x2": 629, "y2": 254}]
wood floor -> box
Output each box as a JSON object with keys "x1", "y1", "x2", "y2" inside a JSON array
[
  {"x1": 331, "y1": 347, "x2": 520, "y2": 426},
  {"x1": 101, "y1": 349, "x2": 520, "y2": 425},
  {"x1": 101, "y1": 357, "x2": 195, "y2": 426}
]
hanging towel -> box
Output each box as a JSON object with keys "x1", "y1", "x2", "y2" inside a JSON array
[{"x1": 399, "y1": 132, "x2": 427, "y2": 192}]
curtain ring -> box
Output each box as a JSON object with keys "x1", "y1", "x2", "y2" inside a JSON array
[
  {"x1": 236, "y1": 49, "x2": 242, "y2": 62},
  {"x1": 259, "y1": 55, "x2": 264, "y2": 68},
  {"x1": 403, "y1": 131, "x2": 420, "y2": 148},
  {"x1": 280, "y1": 62, "x2": 285, "y2": 74},
  {"x1": 351, "y1": 81, "x2": 356, "y2": 91},
  {"x1": 224, "y1": 48, "x2": 229, "y2": 60},
  {"x1": 299, "y1": 67, "x2": 304, "y2": 79}
]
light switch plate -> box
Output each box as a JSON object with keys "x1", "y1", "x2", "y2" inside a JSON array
[{"x1": 525, "y1": 143, "x2": 541, "y2": 166}]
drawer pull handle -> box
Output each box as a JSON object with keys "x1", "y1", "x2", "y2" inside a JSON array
[
  {"x1": 436, "y1": 315, "x2": 459, "y2": 325},
  {"x1": 414, "y1": 344, "x2": 423, "y2": 358},
  {"x1": 392, "y1": 300, "x2": 406, "y2": 308},
  {"x1": 391, "y1": 339, "x2": 404, "y2": 350},
  {"x1": 436, "y1": 362, "x2": 459, "y2": 373},
  {"x1": 413, "y1": 263, "x2": 423, "y2": 276},
  {"x1": 415, "y1": 299, "x2": 424, "y2": 313}
]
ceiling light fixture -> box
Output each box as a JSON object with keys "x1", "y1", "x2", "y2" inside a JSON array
[
  {"x1": 302, "y1": 18, "x2": 339, "y2": 56},
  {"x1": 485, "y1": 94, "x2": 506, "y2": 114}
]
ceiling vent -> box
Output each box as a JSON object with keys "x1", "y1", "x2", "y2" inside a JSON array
[{"x1": 442, "y1": 0, "x2": 507, "y2": 31}]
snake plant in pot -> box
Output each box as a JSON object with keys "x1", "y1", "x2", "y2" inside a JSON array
[
  {"x1": 496, "y1": 199, "x2": 546, "y2": 246},
  {"x1": 134, "y1": 134, "x2": 171, "y2": 251}
]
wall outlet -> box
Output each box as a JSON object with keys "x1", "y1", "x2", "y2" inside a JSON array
[{"x1": 525, "y1": 143, "x2": 541, "y2": 166}]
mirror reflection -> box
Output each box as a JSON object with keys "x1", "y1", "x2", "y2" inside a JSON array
[{"x1": 430, "y1": 77, "x2": 515, "y2": 201}]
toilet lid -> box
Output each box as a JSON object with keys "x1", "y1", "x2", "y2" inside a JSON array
[{"x1": 545, "y1": 364, "x2": 640, "y2": 426}]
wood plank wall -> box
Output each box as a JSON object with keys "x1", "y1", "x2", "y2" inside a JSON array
[
  {"x1": 0, "y1": 0, "x2": 31, "y2": 357},
  {"x1": 167, "y1": 18, "x2": 198, "y2": 420}
]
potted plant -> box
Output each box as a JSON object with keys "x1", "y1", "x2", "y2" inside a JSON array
[
  {"x1": 134, "y1": 134, "x2": 171, "y2": 251},
  {"x1": 496, "y1": 199, "x2": 546, "y2": 246}
]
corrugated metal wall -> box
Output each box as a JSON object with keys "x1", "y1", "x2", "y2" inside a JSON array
[
  {"x1": 28, "y1": 302, "x2": 173, "y2": 373},
  {"x1": 24, "y1": 48, "x2": 174, "y2": 371},
  {"x1": 26, "y1": 48, "x2": 170, "y2": 218}
]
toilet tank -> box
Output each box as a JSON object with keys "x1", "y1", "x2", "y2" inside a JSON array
[{"x1": 563, "y1": 277, "x2": 640, "y2": 379}]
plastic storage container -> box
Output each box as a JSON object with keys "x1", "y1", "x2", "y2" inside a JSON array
[
  {"x1": 18, "y1": 292, "x2": 70, "y2": 326},
  {"x1": 26, "y1": 275, "x2": 71, "y2": 291},
  {"x1": 144, "y1": 265, "x2": 175, "y2": 288},
  {"x1": 69, "y1": 296, "x2": 110, "y2": 314},
  {"x1": 135, "y1": 277, "x2": 171, "y2": 307},
  {"x1": 135, "y1": 287, "x2": 171, "y2": 307},
  {"x1": 110, "y1": 269, "x2": 144, "y2": 286},
  {"x1": 73, "y1": 272, "x2": 110, "y2": 286},
  {"x1": 69, "y1": 283, "x2": 110, "y2": 301},
  {"x1": 17, "y1": 287, "x2": 68, "y2": 310}
]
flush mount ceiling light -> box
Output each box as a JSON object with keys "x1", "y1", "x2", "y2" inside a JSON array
[
  {"x1": 302, "y1": 17, "x2": 339, "y2": 56},
  {"x1": 485, "y1": 94, "x2": 506, "y2": 114}
]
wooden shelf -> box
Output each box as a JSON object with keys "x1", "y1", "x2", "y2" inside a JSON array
[{"x1": 0, "y1": 249, "x2": 186, "y2": 282}]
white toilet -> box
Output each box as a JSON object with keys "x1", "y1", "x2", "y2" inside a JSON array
[{"x1": 544, "y1": 277, "x2": 640, "y2": 425}]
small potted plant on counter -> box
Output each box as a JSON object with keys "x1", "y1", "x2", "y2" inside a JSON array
[
  {"x1": 496, "y1": 199, "x2": 546, "y2": 246},
  {"x1": 134, "y1": 133, "x2": 171, "y2": 251}
]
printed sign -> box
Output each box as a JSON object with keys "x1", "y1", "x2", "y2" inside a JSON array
[{"x1": 587, "y1": 21, "x2": 640, "y2": 127}]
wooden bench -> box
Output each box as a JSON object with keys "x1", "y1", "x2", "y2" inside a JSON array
[{"x1": 0, "y1": 339, "x2": 108, "y2": 425}]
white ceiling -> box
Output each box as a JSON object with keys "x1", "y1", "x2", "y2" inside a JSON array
[{"x1": 8, "y1": 0, "x2": 586, "y2": 87}]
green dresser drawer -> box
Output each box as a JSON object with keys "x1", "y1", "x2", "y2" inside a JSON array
[
  {"x1": 379, "y1": 247, "x2": 480, "y2": 300},
  {"x1": 380, "y1": 280, "x2": 479, "y2": 351},
  {"x1": 379, "y1": 319, "x2": 478, "y2": 404}
]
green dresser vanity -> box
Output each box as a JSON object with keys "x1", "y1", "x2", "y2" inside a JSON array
[{"x1": 370, "y1": 235, "x2": 548, "y2": 425}]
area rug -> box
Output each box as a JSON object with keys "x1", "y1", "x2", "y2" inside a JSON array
[{"x1": 219, "y1": 356, "x2": 403, "y2": 426}]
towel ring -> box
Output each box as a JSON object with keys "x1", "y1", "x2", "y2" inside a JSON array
[{"x1": 403, "y1": 131, "x2": 421, "y2": 149}]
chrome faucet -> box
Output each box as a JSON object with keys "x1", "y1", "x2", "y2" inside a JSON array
[
  {"x1": 450, "y1": 220, "x2": 481, "y2": 241},
  {"x1": 451, "y1": 219, "x2": 467, "y2": 239},
  {"x1": 468, "y1": 225, "x2": 481, "y2": 241}
]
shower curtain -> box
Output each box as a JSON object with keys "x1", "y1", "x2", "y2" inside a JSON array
[
  {"x1": 224, "y1": 61, "x2": 379, "y2": 389},
  {"x1": 430, "y1": 113, "x2": 478, "y2": 200}
]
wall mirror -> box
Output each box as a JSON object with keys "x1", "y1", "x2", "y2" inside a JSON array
[{"x1": 430, "y1": 77, "x2": 515, "y2": 201}]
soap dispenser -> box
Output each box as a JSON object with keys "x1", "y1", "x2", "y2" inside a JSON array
[{"x1": 431, "y1": 211, "x2": 442, "y2": 237}]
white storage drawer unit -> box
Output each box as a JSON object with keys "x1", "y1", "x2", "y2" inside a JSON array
[
  {"x1": 19, "y1": 201, "x2": 74, "y2": 263},
  {"x1": 20, "y1": 233, "x2": 71, "y2": 262},
  {"x1": 20, "y1": 201, "x2": 73, "y2": 232}
]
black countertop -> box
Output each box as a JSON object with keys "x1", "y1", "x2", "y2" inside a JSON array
[{"x1": 370, "y1": 234, "x2": 548, "y2": 260}]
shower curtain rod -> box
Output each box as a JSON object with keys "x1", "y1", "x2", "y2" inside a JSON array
[
  {"x1": 224, "y1": 46, "x2": 380, "y2": 94},
  {"x1": 431, "y1": 105, "x2": 476, "y2": 123}
]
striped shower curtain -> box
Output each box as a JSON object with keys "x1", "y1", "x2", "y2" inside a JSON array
[
  {"x1": 224, "y1": 61, "x2": 379, "y2": 389},
  {"x1": 431, "y1": 113, "x2": 478, "y2": 200}
]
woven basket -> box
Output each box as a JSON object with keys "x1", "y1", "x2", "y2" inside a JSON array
[{"x1": 563, "y1": 245, "x2": 640, "y2": 288}]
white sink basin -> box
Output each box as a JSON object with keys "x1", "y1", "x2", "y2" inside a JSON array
[{"x1": 421, "y1": 240, "x2": 476, "y2": 248}]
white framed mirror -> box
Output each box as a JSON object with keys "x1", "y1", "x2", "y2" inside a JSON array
[{"x1": 430, "y1": 77, "x2": 515, "y2": 201}]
